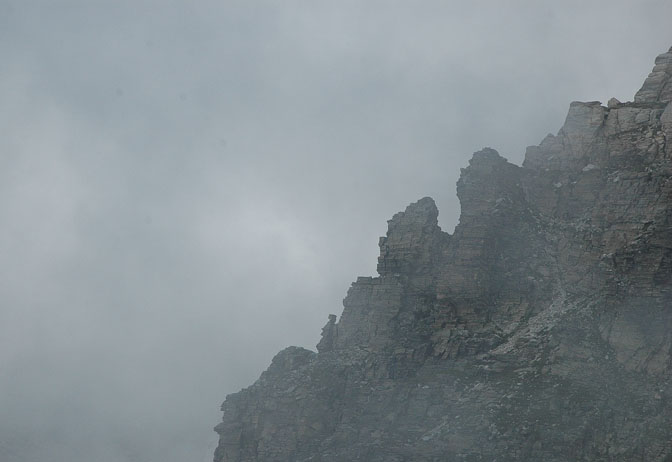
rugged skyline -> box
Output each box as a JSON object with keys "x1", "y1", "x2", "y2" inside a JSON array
[
  {"x1": 214, "y1": 45, "x2": 672, "y2": 460},
  {"x1": 1, "y1": 2, "x2": 672, "y2": 461}
]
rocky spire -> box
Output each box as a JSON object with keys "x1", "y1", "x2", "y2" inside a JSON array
[
  {"x1": 376, "y1": 197, "x2": 445, "y2": 277},
  {"x1": 634, "y1": 46, "x2": 672, "y2": 103}
]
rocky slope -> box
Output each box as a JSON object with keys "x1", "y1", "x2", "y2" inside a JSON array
[{"x1": 214, "y1": 46, "x2": 672, "y2": 461}]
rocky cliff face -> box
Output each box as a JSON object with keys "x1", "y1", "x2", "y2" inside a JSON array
[{"x1": 214, "y1": 47, "x2": 672, "y2": 461}]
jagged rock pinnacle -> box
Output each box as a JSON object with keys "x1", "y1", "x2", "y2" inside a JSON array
[
  {"x1": 635, "y1": 46, "x2": 672, "y2": 103},
  {"x1": 377, "y1": 197, "x2": 443, "y2": 277}
]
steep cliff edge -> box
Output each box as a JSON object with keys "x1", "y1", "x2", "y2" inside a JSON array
[{"x1": 214, "y1": 47, "x2": 672, "y2": 461}]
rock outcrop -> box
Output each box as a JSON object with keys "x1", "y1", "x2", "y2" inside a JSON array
[{"x1": 214, "y1": 46, "x2": 672, "y2": 461}]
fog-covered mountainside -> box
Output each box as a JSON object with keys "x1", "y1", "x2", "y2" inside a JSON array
[{"x1": 214, "y1": 46, "x2": 672, "y2": 461}]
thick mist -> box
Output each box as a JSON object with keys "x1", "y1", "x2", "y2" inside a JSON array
[{"x1": 1, "y1": 1, "x2": 670, "y2": 461}]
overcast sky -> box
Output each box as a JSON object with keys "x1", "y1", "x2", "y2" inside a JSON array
[{"x1": 1, "y1": 2, "x2": 671, "y2": 461}]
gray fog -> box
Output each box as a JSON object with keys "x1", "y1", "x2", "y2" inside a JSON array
[{"x1": 1, "y1": 1, "x2": 670, "y2": 460}]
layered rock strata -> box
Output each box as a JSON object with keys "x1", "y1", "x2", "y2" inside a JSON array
[{"x1": 214, "y1": 47, "x2": 672, "y2": 461}]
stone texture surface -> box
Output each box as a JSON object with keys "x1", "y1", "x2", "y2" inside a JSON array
[
  {"x1": 214, "y1": 47, "x2": 672, "y2": 461},
  {"x1": 635, "y1": 47, "x2": 672, "y2": 104}
]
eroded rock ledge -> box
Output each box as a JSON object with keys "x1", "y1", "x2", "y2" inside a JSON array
[{"x1": 214, "y1": 46, "x2": 672, "y2": 462}]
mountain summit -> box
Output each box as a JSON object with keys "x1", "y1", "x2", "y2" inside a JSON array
[{"x1": 213, "y1": 46, "x2": 672, "y2": 462}]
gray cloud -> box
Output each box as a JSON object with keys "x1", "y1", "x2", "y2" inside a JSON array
[{"x1": 1, "y1": 1, "x2": 670, "y2": 460}]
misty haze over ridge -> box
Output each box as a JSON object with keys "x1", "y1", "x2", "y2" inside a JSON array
[{"x1": 1, "y1": 2, "x2": 671, "y2": 461}]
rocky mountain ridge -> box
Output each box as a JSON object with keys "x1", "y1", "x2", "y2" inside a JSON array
[{"x1": 214, "y1": 46, "x2": 672, "y2": 461}]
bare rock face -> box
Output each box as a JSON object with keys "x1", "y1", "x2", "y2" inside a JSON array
[
  {"x1": 635, "y1": 47, "x2": 672, "y2": 104},
  {"x1": 214, "y1": 47, "x2": 672, "y2": 461}
]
